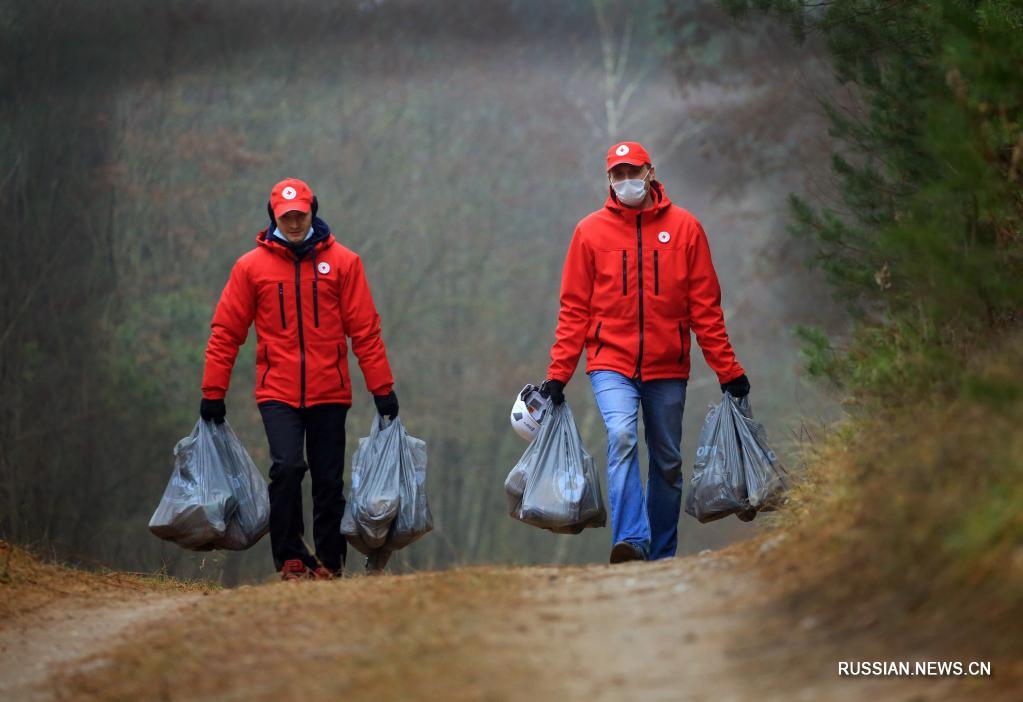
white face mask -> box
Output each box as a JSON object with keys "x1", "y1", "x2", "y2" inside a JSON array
[{"x1": 611, "y1": 170, "x2": 650, "y2": 206}]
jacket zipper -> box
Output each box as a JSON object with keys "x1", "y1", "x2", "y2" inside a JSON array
[
  {"x1": 294, "y1": 258, "x2": 307, "y2": 407},
  {"x1": 336, "y1": 343, "x2": 345, "y2": 388},
  {"x1": 654, "y1": 250, "x2": 659, "y2": 295},
  {"x1": 678, "y1": 321, "x2": 686, "y2": 364},
  {"x1": 594, "y1": 321, "x2": 604, "y2": 357},
  {"x1": 277, "y1": 283, "x2": 286, "y2": 329},
  {"x1": 261, "y1": 345, "x2": 271, "y2": 387},
  {"x1": 621, "y1": 251, "x2": 627, "y2": 295},
  {"x1": 634, "y1": 214, "x2": 645, "y2": 380}
]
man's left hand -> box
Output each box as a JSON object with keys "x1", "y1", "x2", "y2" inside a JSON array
[{"x1": 720, "y1": 373, "x2": 750, "y2": 397}]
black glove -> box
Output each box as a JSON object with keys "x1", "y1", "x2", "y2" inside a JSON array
[
  {"x1": 540, "y1": 379, "x2": 565, "y2": 406},
  {"x1": 200, "y1": 397, "x2": 226, "y2": 424},
  {"x1": 720, "y1": 373, "x2": 750, "y2": 397},
  {"x1": 374, "y1": 390, "x2": 399, "y2": 419}
]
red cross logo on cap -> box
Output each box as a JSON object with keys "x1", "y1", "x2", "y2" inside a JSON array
[
  {"x1": 270, "y1": 178, "x2": 314, "y2": 219},
  {"x1": 606, "y1": 141, "x2": 651, "y2": 170}
]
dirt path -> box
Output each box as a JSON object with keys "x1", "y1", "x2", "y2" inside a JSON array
[
  {"x1": 0, "y1": 591, "x2": 201, "y2": 701},
  {"x1": 3, "y1": 545, "x2": 1002, "y2": 701},
  {"x1": 509, "y1": 549, "x2": 966, "y2": 702}
]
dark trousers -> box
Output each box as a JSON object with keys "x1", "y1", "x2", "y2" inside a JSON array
[{"x1": 258, "y1": 400, "x2": 349, "y2": 573}]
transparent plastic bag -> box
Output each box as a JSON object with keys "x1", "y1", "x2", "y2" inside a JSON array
[
  {"x1": 337, "y1": 436, "x2": 375, "y2": 555},
  {"x1": 505, "y1": 401, "x2": 606, "y2": 534},
  {"x1": 211, "y1": 421, "x2": 271, "y2": 550},
  {"x1": 685, "y1": 392, "x2": 787, "y2": 523},
  {"x1": 685, "y1": 393, "x2": 747, "y2": 523},
  {"x1": 504, "y1": 434, "x2": 540, "y2": 515},
  {"x1": 150, "y1": 419, "x2": 255, "y2": 551},
  {"x1": 732, "y1": 396, "x2": 789, "y2": 510},
  {"x1": 385, "y1": 429, "x2": 433, "y2": 551},
  {"x1": 341, "y1": 417, "x2": 432, "y2": 555}
]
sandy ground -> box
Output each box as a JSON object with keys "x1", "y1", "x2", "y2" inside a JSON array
[
  {"x1": 0, "y1": 545, "x2": 1009, "y2": 701},
  {"x1": 0, "y1": 591, "x2": 201, "y2": 701},
  {"x1": 504, "y1": 549, "x2": 975, "y2": 702}
]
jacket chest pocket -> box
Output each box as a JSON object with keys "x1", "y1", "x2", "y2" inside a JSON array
[
  {"x1": 256, "y1": 280, "x2": 295, "y2": 333},
  {"x1": 307, "y1": 269, "x2": 345, "y2": 337},
  {"x1": 647, "y1": 246, "x2": 686, "y2": 315},
  {"x1": 277, "y1": 283, "x2": 287, "y2": 328},
  {"x1": 653, "y1": 250, "x2": 660, "y2": 295},
  {"x1": 593, "y1": 248, "x2": 632, "y2": 302}
]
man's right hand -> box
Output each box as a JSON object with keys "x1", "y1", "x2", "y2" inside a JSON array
[
  {"x1": 540, "y1": 379, "x2": 565, "y2": 406},
  {"x1": 200, "y1": 397, "x2": 226, "y2": 424},
  {"x1": 373, "y1": 390, "x2": 399, "y2": 420}
]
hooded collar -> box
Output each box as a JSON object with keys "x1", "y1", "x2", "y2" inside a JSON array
[
  {"x1": 272, "y1": 226, "x2": 314, "y2": 244},
  {"x1": 256, "y1": 215, "x2": 335, "y2": 260},
  {"x1": 604, "y1": 180, "x2": 672, "y2": 221}
]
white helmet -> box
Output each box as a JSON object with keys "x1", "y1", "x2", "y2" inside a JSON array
[{"x1": 510, "y1": 384, "x2": 550, "y2": 441}]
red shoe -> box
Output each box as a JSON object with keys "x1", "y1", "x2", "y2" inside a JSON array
[
  {"x1": 280, "y1": 559, "x2": 311, "y2": 581},
  {"x1": 311, "y1": 566, "x2": 339, "y2": 580}
]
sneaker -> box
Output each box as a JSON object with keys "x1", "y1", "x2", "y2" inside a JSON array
[
  {"x1": 280, "y1": 558, "x2": 311, "y2": 581},
  {"x1": 609, "y1": 541, "x2": 645, "y2": 564},
  {"x1": 311, "y1": 566, "x2": 339, "y2": 580}
]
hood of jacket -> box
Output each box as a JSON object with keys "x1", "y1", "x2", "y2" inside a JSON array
[{"x1": 256, "y1": 215, "x2": 335, "y2": 259}]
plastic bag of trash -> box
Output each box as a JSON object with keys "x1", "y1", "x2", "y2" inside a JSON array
[
  {"x1": 211, "y1": 421, "x2": 271, "y2": 550},
  {"x1": 505, "y1": 401, "x2": 606, "y2": 534},
  {"x1": 685, "y1": 392, "x2": 749, "y2": 523},
  {"x1": 504, "y1": 434, "x2": 541, "y2": 515},
  {"x1": 150, "y1": 419, "x2": 237, "y2": 550},
  {"x1": 685, "y1": 392, "x2": 787, "y2": 523},
  {"x1": 384, "y1": 428, "x2": 433, "y2": 551},
  {"x1": 732, "y1": 396, "x2": 788, "y2": 511},
  {"x1": 341, "y1": 426, "x2": 399, "y2": 554},
  {"x1": 341, "y1": 417, "x2": 432, "y2": 555}
]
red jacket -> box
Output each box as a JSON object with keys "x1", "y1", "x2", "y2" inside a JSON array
[
  {"x1": 547, "y1": 182, "x2": 745, "y2": 386},
  {"x1": 202, "y1": 219, "x2": 394, "y2": 407}
]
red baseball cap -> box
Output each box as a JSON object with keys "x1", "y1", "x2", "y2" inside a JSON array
[
  {"x1": 270, "y1": 178, "x2": 314, "y2": 219},
  {"x1": 606, "y1": 141, "x2": 652, "y2": 170}
]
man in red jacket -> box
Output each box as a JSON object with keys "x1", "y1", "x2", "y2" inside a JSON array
[
  {"x1": 541, "y1": 141, "x2": 750, "y2": 564},
  {"x1": 200, "y1": 177, "x2": 399, "y2": 580}
]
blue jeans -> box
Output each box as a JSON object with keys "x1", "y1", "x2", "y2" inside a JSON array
[{"x1": 589, "y1": 370, "x2": 687, "y2": 560}]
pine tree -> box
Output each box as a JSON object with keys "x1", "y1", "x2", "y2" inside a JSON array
[{"x1": 708, "y1": 0, "x2": 1023, "y2": 402}]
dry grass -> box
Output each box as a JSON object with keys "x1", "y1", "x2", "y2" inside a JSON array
[
  {"x1": 0, "y1": 539, "x2": 216, "y2": 622},
  {"x1": 740, "y1": 330, "x2": 1023, "y2": 691},
  {"x1": 53, "y1": 565, "x2": 542, "y2": 701}
]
